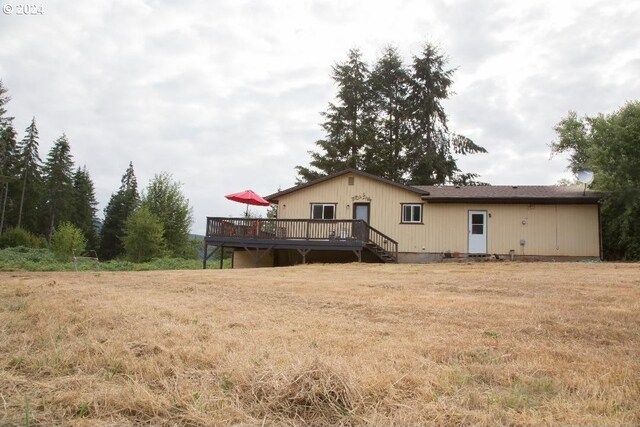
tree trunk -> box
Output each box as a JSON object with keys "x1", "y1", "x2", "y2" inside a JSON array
[
  {"x1": 47, "y1": 207, "x2": 55, "y2": 243},
  {"x1": 0, "y1": 183, "x2": 7, "y2": 236},
  {"x1": 17, "y1": 173, "x2": 26, "y2": 228}
]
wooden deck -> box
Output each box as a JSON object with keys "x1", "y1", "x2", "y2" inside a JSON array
[{"x1": 203, "y1": 217, "x2": 398, "y2": 268}]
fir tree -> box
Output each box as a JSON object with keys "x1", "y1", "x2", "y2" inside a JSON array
[
  {"x1": 0, "y1": 80, "x2": 11, "y2": 128},
  {"x1": 296, "y1": 44, "x2": 487, "y2": 185},
  {"x1": 296, "y1": 48, "x2": 376, "y2": 182},
  {"x1": 42, "y1": 133, "x2": 74, "y2": 239},
  {"x1": 99, "y1": 162, "x2": 139, "y2": 259},
  {"x1": 71, "y1": 166, "x2": 99, "y2": 250},
  {"x1": 367, "y1": 46, "x2": 412, "y2": 182},
  {"x1": 0, "y1": 124, "x2": 16, "y2": 175},
  {"x1": 0, "y1": 80, "x2": 17, "y2": 235},
  {"x1": 0, "y1": 124, "x2": 17, "y2": 235},
  {"x1": 16, "y1": 117, "x2": 42, "y2": 231},
  {"x1": 407, "y1": 44, "x2": 486, "y2": 185},
  {"x1": 0, "y1": 80, "x2": 15, "y2": 176}
]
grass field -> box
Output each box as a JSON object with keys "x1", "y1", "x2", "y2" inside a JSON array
[
  {"x1": 0, "y1": 246, "x2": 230, "y2": 272},
  {"x1": 1, "y1": 262, "x2": 639, "y2": 426}
]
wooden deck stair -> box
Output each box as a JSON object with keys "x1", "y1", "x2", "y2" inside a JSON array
[{"x1": 365, "y1": 242, "x2": 397, "y2": 263}]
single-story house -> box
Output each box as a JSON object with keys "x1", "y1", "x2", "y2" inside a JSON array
[{"x1": 203, "y1": 169, "x2": 601, "y2": 268}]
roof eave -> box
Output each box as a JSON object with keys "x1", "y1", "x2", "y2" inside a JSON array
[{"x1": 422, "y1": 196, "x2": 601, "y2": 204}]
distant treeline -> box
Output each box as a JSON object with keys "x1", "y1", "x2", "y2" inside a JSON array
[{"x1": 0, "y1": 79, "x2": 194, "y2": 260}]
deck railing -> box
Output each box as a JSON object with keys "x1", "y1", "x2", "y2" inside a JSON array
[
  {"x1": 206, "y1": 217, "x2": 360, "y2": 240},
  {"x1": 206, "y1": 217, "x2": 398, "y2": 261},
  {"x1": 366, "y1": 224, "x2": 399, "y2": 261}
]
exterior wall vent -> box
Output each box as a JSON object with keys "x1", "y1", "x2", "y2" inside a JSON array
[{"x1": 348, "y1": 177, "x2": 355, "y2": 186}]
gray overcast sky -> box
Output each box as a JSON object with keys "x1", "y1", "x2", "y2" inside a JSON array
[{"x1": 1, "y1": 0, "x2": 639, "y2": 234}]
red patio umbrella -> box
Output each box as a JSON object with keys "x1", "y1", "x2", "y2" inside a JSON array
[{"x1": 225, "y1": 189, "x2": 270, "y2": 215}]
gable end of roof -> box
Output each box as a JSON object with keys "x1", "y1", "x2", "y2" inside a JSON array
[{"x1": 265, "y1": 169, "x2": 428, "y2": 202}]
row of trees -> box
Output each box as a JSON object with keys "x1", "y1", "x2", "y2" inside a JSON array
[
  {"x1": 0, "y1": 80, "x2": 194, "y2": 261},
  {"x1": 101, "y1": 165, "x2": 194, "y2": 261},
  {"x1": 0, "y1": 89, "x2": 97, "y2": 246},
  {"x1": 296, "y1": 44, "x2": 487, "y2": 185},
  {"x1": 552, "y1": 101, "x2": 640, "y2": 260}
]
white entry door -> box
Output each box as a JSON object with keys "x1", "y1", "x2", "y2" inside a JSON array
[{"x1": 468, "y1": 211, "x2": 487, "y2": 254}]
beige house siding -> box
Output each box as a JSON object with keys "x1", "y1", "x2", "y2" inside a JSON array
[
  {"x1": 275, "y1": 172, "x2": 599, "y2": 258},
  {"x1": 424, "y1": 203, "x2": 599, "y2": 257}
]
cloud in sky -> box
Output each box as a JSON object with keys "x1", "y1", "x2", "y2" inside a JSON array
[{"x1": 1, "y1": 0, "x2": 639, "y2": 233}]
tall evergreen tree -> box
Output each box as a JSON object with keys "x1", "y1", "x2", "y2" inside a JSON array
[
  {"x1": 99, "y1": 162, "x2": 139, "y2": 259},
  {"x1": 296, "y1": 45, "x2": 486, "y2": 185},
  {"x1": 366, "y1": 46, "x2": 412, "y2": 182},
  {"x1": 407, "y1": 44, "x2": 486, "y2": 185},
  {"x1": 0, "y1": 80, "x2": 15, "y2": 176},
  {"x1": 71, "y1": 166, "x2": 99, "y2": 250},
  {"x1": 0, "y1": 80, "x2": 11, "y2": 128},
  {"x1": 0, "y1": 124, "x2": 17, "y2": 235},
  {"x1": 0, "y1": 124, "x2": 16, "y2": 175},
  {"x1": 0, "y1": 80, "x2": 17, "y2": 235},
  {"x1": 16, "y1": 117, "x2": 42, "y2": 231},
  {"x1": 296, "y1": 48, "x2": 376, "y2": 182},
  {"x1": 42, "y1": 133, "x2": 74, "y2": 239},
  {"x1": 140, "y1": 172, "x2": 193, "y2": 258}
]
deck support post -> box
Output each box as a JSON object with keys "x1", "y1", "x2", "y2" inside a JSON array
[
  {"x1": 297, "y1": 248, "x2": 310, "y2": 264},
  {"x1": 203, "y1": 243, "x2": 221, "y2": 269},
  {"x1": 203, "y1": 242, "x2": 207, "y2": 269},
  {"x1": 352, "y1": 249, "x2": 362, "y2": 262},
  {"x1": 219, "y1": 245, "x2": 224, "y2": 269}
]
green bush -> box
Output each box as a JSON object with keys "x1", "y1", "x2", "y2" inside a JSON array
[
  {"x1": 50, "y1": 222, "x2": 87, "y2": 262},
  {"x1": 0, "y1": 227, "x2": 45, "y2": 249},
  {"x1": 0, "y1": 247, "x2": 63, "y2": 271},
  {"x1": 122, "y1": 206, "x2": 166, "y2": 262}
]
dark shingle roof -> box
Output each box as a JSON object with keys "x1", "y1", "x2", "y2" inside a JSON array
[
  {"x1": 414, "y1": 185, "x2": 601, "y2": 204},
  {"x1": 264, "y1": 169, "x2": 601, "y2": 205}
]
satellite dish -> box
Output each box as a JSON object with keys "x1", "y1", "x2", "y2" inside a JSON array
[
  {"x1": 576, "y1": 169, "x2": 594, "y2": 184},
  {"x1": 576, "y1": 169, "x2": 594, "y2": 196}
]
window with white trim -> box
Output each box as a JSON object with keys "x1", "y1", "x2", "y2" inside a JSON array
[
  {"x1": 401, "y1": 204, "x2": 423, "y2": 223},
  {"x1": 311, "y1": 203, "x2": 336, "y2": 220}
]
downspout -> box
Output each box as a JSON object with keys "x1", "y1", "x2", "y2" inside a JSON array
[{"x1": 598, "y1": 202, "x2": 603, "y2": 261}]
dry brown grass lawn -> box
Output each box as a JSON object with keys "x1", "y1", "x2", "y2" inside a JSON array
[{"x1": 1, "y1": 262, "x2": 639, "y2": 426}]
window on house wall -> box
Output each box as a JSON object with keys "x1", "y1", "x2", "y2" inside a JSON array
[
  {"x1": 401, "y1": 204, "x2": 423, "y2": 223},
  {"x1": 311, "y1": 203, "x2": 336, "y2": 220}
]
